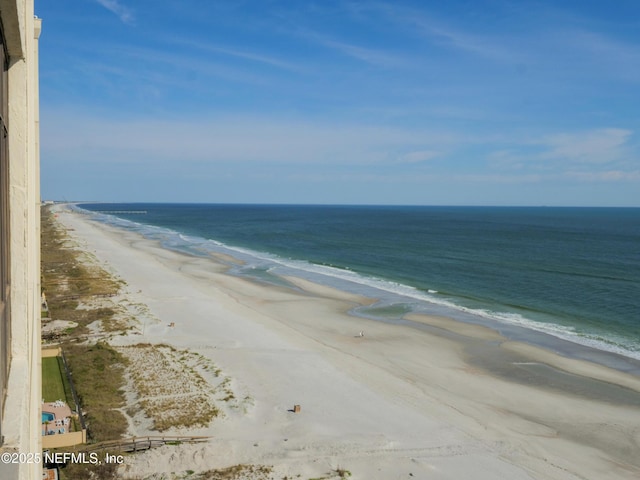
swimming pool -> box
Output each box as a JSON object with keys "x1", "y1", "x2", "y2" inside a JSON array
[{"x1": 42, "y1": 412, "x2": 54, "y2": 423}]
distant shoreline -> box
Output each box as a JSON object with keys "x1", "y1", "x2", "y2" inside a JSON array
[
  {"x1": 51, "y1": 204, "x2": 640, "y2": 479},
  {"x1": 74, "y1": 202, "x2": 640, "y2": 372}
]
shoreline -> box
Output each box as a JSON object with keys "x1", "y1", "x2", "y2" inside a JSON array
[
  {"x1": 74, "y1": 204, "x2": 640, "y2": 371},
  {"x1": 52, "y1": 205, "x2": 640, "y2": 479}
]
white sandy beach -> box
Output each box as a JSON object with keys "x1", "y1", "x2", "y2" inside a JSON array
[{"x1": 52, "y1": 206, "x2": 640, "y2": 480}]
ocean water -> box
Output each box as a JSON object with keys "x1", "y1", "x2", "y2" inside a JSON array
[{"x1": 76, "y1": 203, "x2": 640, "y2": 368}]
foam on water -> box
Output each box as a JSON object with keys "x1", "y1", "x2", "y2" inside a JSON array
[{"x1": 77, "y1": 206, "x2": 640, "y2": 362}]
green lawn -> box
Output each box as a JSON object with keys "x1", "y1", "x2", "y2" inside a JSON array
[{"x1": 42, "y1": 356, "x2": 68, "y2": 402}]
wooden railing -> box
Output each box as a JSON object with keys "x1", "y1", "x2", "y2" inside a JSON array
[
  {"x1": 79, "y1": 435, "x2": 210, "y2": 453},
  {"x1": 59, "y1": 350, "x2": 86, "y2": 431}
]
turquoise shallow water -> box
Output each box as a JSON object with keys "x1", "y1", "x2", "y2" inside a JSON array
[{"x1": 78, "y1": 203, "x2": 640, "y2": 365}]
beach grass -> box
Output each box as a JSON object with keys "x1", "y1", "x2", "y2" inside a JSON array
[
  {"x1": 41, "y1": 206, "x2": 130, "y2": 443},
  {"x1": 58, "y1": 450, "x2": 123, "y2": 480},
  {"x1": 197, "y1": 464, "x2": 273, "y2": 479},
  {"x1": 63, "y1": 341, "x2": 129, "y2": 442},
  {"x1": 121, "y1": 344, "x2": 223, "y2": 432},
  {"x1": 41, "y1": 206, "x2": 124, "y2": 339}
]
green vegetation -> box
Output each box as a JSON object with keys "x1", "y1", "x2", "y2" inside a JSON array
[
  {"x1": 41, "y1": 356, "x2": 67, "y2": 402},
  {"x1": 41, "y1": 207, "x2": 129, "y2": 445},
  {"x1": 41, "y1": 356, "x2": 75, "y2": 407},
  {"x1": 41, "y1": 207, "x2": 123, "y2": 340},
  {"x1": 308, "y1": 468, "x2": 352, "y2": 480},
  {"x1": 122, "y1": 343, "x2": 221, "y2": 431},
  {"x1": 197, "y1": 464, "x2": 273, "y2": 479},
  {"x1": 335, "y1": 468, "x2": 351, "y2": 479},
  {"x1": 63, "y1": 341, "x2": 128, "y2": 442},
  {"x1": 58, "y1": 450, "x2": 125, "y2": 480}
]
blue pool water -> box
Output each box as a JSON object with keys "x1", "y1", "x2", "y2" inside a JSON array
[{"x1": 42, "y1": 412, "x2": 54, "y2": 423}]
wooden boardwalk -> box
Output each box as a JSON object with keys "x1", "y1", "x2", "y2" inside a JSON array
[{"x1": 81, "y1": 435, "x2": 210, "y2": 453}]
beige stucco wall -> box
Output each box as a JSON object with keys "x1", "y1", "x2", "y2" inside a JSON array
[
  {"x1": 0, "y1": 2, "x2": 42, "y2": 479},
  {"x1": 41, "y1": 348, "x2": 61, "y2": 358},
  {"x1": 42, "y1": 430, "x2": 87, "y2": 449}
]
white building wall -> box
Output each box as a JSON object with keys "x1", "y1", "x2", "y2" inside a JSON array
[{"x1": 0, "y1": 1, "x2": 42, "y2": 479}]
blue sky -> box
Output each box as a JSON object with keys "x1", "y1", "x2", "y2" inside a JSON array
[{"x1": 37, "y1": 0, "x2": 640, "y2": 206}]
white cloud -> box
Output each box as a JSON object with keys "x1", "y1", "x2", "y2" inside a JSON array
[
  {"x1": 364, "y1": 2, "x2": 518, "y2": 63},
  {"x1": 398, "y1": 150, "x2": 440, "y2": 163},
  {"x1": 295, "y1": 29, "x2": 409, "y2": 68},
  {"x1": 319, "y1": 38, "x2": 406, "y2": 67},
  {"x1": 558, "y1": 29, "x2": 640, "y2": 83},
  {"x1": 483, "y1": 128, "x2": 640, "y2": 188},
  {"x1": 540, "y1": 128, "x2": 632, "y2": 164},
  {"x1": 41, "y1": 111, "x2": 460, "y2": 166},
  {"x1": 168, "y1": 39, "x2": 306, "y2": 73},
  {"x1": 94, "y1": 0, "x2": 134, "y2": 24},
  {"x1": 564, "y1": 170, "x2": 640, "y2": 182},
  {"x1": 488, "y1": 128, "x2": 636, "y2": 171}
]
